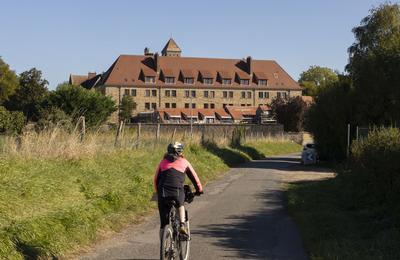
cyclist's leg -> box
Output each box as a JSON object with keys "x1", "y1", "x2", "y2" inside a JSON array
[{"x1": 178, "y1": 206, "x2": 186, "y2": 223}]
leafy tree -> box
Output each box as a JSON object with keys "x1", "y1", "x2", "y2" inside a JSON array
[
  {"x1": 299, "y1": 66, "x2": 339, "y2": 96},
  {"x1": 306, "y1": 75, "x2": 353, "y2": 160},
  {"x1": 0, "y1": 57, "x2": 19, "y2": 105},
  {"x1": 36, "y1": 106, "x2": 73, "y2": 130},
  {"x1": 271, "y1": 96, "x2": 307, "y2": 132},
  {"x1": 119, "y1": 95, "x2": 134, "y2": 122},
  {"x1": 49, "y1": 83, "x2": 116, "y2": 127},
  {"x1": 6, "y1": 68, "x2": 49, "y2": 121},
  {"x1": 347, "y1": 3, "x2": 400, "y2": 126}
]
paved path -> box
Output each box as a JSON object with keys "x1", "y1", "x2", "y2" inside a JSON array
[{"x1": 79, "y1": 154, "x2": 333, "y2": 260}]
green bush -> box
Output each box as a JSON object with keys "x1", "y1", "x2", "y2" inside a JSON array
[
  {"x1": 351, "y1": 127, "x2": 400, "y2": 201},
  {"x1": 0, "y1": 106, "x2": 24, "y2": 134}
]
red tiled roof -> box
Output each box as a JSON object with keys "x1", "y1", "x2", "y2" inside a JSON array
[
  {"x1": 302, "y1": 96, "x2": 314, "y2": 105},
  {"x1": 258, "y1": 105, "x2": 271, "y2": 111},
  {"x1": 199, "y1": 70, "x2": 214, "y2": 78},
  {"x1": 158, "y1": 108, "x2": 182, "y2": 117},
  {"x1": 181, "y1": 69, "x2": 194, "y2": 78},
  {"x1": 254, "y1": 71, "x2": 268, "y2": 80},
  {"x1": 226, "y1": 106, "x2": 258, "y2": 120},
  {"x1": 162, "y1": 68, "x2": 175, "y2": 77},
  {"x1": 197, "y1": 109, "x2": 216, "y2": 117},
  {"x1": 99, "y1": 55, "x2": 301, "y2": 90},
  {"x1": 180, "y1": 108, "x2": 199, "y2": 117},
  {"x1": 214, "y1": 108, "x2": 230, "y2": 118}
]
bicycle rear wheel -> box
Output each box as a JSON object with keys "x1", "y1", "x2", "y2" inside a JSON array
[
  {"x1": 160, "y1": 225, "x2": 175, "y2": 260},
  {"x1": 179, "y1": 220, "x2": 190, "y2": 260}
]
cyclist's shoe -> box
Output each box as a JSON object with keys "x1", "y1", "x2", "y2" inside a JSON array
[{"x1": 179, "y1": 222, "x2": 188, "y2": 235}]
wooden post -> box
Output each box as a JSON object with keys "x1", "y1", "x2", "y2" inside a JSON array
[
  {"x1": 80, "y1": 116, "x2": 86, "y2": 142},
  {"x1": 115, "y1": 120, "x2": 124, "y2": 147},
  {"x1": 171, "y1": 128, "x2": 176, "y2": 142},
  {"x1": 156, "y1": 123, "x2": 160, "y2": 142},
  {"x1": 136, "y1": 123, "x2": 141, "y2": 149},
  {"x1": 347, "y1": 123, "x2": 351, "y2": 158}
]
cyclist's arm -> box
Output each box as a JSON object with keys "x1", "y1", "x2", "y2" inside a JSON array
[
  {"x1": 154, "y1": 165, "x2": 161, "y2": 193},
  {"x1": 184, "y1": 160, "x2": 203, "y2": 193}
]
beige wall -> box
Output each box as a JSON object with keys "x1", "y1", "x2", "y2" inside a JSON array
[{"x1": 101, "y1": 85, "x2": 302, "y2": 123}]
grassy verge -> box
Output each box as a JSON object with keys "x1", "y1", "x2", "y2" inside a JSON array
[
  {"x1": 241, "y1": 140, "x2": 302, "y2": 159},
  {"x1": 287, "y1": 169, "x2": 400, "y2": 260},
  {"x1": 0, "y1": 138, "x2": 299, "y2": 258}
]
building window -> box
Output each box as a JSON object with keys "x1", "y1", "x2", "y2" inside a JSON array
[
  {"x1": 258, "y1": 79, "x2": 267, "y2": 86},
  {"x1": 229, "y1": 91, "x2": 233, "y2": 98},
  {"x1": 184, "y1": 77, "x2": 194, "y2": 84},
  {"x1": 229, "y1": 103, "x2": 233, "y2": 106},
  {"x1": 145, "y1": 90, "x2": 150, "y2": 97},
  {"x1": 184, "y1": 90, "x2": 190, "y2": 98},
  {"x1": 259, "y1": 91, "x2": 270, "y2": 99},
  {"x1": 165, "y1": 90, "x2": 171, "y2": 97},
  {"x1": 192, "y1": 103, "x2": 196, "y2": 108},
  {"x1": 133, "y1": 102, "x2": 137, "y2": 110},
  {"x1": 277, "y1": 92, "x2": 287, "y2": 99},
  {"x1": 204, "y1": 91, "x2": 209, "y2": 98},
  {"x1": 203, "y1": 78, "x2": 213, "y2": 85},
  {"x1": 131, "y1": 89, "x2": 137, "y2": 96},
  {"x1": 210, "y1": 103, "x2": 215, "y2": 109},
  {"x1": 152, "y1": 90, "x2": 157, "y2": 97},
  {"x1": 247, "y1": 91, "x2": 252, "y2": 99},
  {"x1": 247, "y1": 104, "x2": 251, "y2": 106},
  {"x1": 185, "y1": 103, "x2": 190, "y2": 108},
  {"x1": 222, "y1": 79, "x2": 231, "y2": 85},
  {"x1": 241, "y1": 91, "x2": 246, "y2": 99},
  {"x1": 172, "y1": 103, "x2": 176, "y2": 108},
  {"x1": 223, "y1": 91, "x2": 228, "y2": 98},
  {"x1": 204, "y1": 103, "x2": 209, "y2": 109},
  {"x1": 223, "y1": 104, "x2": 227, "y2": 108},
  {"x1": 171, "y1": 90, "x2": 177, "y2": 97},
  {"x1": 191, "y1": 90, "x2": 196, "y2": 98},
  {"x1": 151, "y1": 103, "x2": 157, "y2": 109},
  {"x1": 124, "y1": 89, "x2": 130, "y2": 96},
  {"x1": 241, "y1": 104, "x2": 246, "y2": 107},
  {"x1": 165, "y1": 77, "x2": 175, "y2": 84},
  {"x1": 165, "y1": 103, "x2": 170, "y2": 108},
  {"x1": 145, "y1": 76, "x2": 155, "y2": 84},
  {"x1": 210, "y1": 91, "x2": 215, "y2": 98},
  {"x1": 145, "y1": 102, "x2": 150, "y2": 109},
  {"x1": 240, "y1": 79, "x2": 249, "y2": 85}
]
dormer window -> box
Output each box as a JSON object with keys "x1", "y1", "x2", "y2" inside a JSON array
[
  {"x1": 240, "y1": 79, "x2": 249, "y2": 85},
  {"x1": 203, "y1": 78, "x2": 213, "y2": 85},
  {"x1": 165, "y1": 77, "x2": 175, "y2": 84},
  {"x1": 258, "y1": 79, "x2": 267, "y2": 86},
  {"x1": 222, "y1": 79, "x2": 231, "y2": 85},
  {"x1": 145, "y1": 76, "x2": 155, "y2": 84},
  {"x1": 184, "y1": 77, "x2": 194, "y2": 84}
]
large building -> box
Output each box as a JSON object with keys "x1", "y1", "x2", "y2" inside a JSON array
[{"x1": 71, "y1": 39, "x2": 302, "y2": 123}]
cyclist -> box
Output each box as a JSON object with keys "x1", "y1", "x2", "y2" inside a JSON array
[{"x1": 154, "y1": 142, "x2": 203, "y2": 235}]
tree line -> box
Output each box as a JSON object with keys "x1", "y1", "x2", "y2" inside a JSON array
[{"x1": 0, "y1": 62, "x2": 116, "y2": 134}]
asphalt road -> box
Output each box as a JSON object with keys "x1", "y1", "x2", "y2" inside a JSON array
[{"x1": 79, "y1": 154, "x2": 333, "y2": 260}]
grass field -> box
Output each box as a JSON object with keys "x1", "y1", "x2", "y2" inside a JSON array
[
  {"x1": 0, "y1": 130, "x2": 301, "y2": 259},
  {"x1": 287, "y1": 169, "x2": 400, "y2": 260}
]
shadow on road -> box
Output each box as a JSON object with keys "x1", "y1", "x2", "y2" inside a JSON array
[{"x1": 192, "y1": 189, "x2": 299, "y2": 259}]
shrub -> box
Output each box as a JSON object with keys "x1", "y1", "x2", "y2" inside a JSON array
[
  {"x1": 271, "y1": 96, "x2": 307, "y2": 132},
  {"x1": 351, "y1": 127, "x2": 400, "y2": 201},
  {"x1": 36, "y1": 107, "x2": 73, "y2": 131},
  {"x1": 49, "y1": 84, "x2": 116, "y2": 128},
  {"x1": 0, "y1": 106, "x2": 25, "y2": 134}
]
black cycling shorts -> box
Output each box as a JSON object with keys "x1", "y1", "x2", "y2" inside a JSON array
[{"x1": 157, "y1": 186, "x2": 184, "y2": 228}]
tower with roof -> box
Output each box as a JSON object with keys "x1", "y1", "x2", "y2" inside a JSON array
[{"x1": 161, "y1": 38, "x2": 182, "y2": 57}]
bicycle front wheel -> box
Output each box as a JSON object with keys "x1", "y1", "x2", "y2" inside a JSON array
[
  {"x1": 160, "y1": 225, "x2": 175, "y2": 260},
  {"x1": 179, "y1": 220, "x2": 190, "y2": 260}
]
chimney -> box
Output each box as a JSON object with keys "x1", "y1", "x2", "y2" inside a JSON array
[
  {"x1": 88, "y1": 72, "x2": 96, "y2": 79},
  {"x1": 246, "y1": 56, "x2": 252, "y2": 75},
  {"x1": 154, "y1": 52, "x2": 160, "y2": 74},
  {"x1": 144, "y1": 47, "x2": 153, "y2": 56}
]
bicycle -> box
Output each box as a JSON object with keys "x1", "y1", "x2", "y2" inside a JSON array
[{"x1": 160, "y1": 185, "x2": 198, "y2": 260}]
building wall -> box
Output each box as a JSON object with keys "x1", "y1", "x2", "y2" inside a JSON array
[{"x1": 101, "y1": 85, "x2": 302, "y2": 123}]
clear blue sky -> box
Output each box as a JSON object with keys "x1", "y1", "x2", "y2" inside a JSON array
[{"x1": 1, "y1": 0, "x2": 388, "y2": 89}]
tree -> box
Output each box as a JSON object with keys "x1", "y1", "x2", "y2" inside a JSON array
[
  {"x1": 299, "y1": 66, "x2": 339, "y2": 96},
  {"x1": 347, "y1": 3, "x2": 400, "y2": 126},
  {"x1": 6, "y1": 68, "x2": 49, "y2": 121},
  {"x1": 305, "y1": 75, "x2": 354, "y2": 160},
  {"x1": 0, "y1": 57, "x2": 19, "y2": 105},
  {"x1": 0, "y1": 106, "x2": 25, "y2": 134},
  {"x1": 271, "y1": 96, "x2": 307, "y2": 132},
  {"x1": 49, "y1": 83, "x2": 116, "y2": 127},
  {"x1": 119, "y1": 95, "x2": 134, "y2": 122}
]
